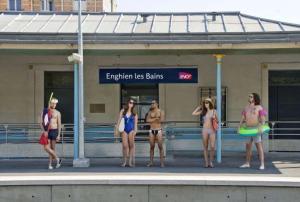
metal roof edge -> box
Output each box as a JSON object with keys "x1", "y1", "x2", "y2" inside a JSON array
[
  {"x1": 0, "y1": 11, "x2": 242, "y2": 16},
  {"x1": 240, "y1": 13, "x2": 300, "y2": 28}
]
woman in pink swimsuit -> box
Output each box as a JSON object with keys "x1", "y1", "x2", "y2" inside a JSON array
[{"x1": 192, "y1": 98, "x2": 218, "y2": 168}]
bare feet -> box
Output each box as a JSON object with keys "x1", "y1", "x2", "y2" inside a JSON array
[
  {"x1": 121, "y1": 161, "x2": 127, "y2": 167},
  {"x1": 240, "y1": 163, "x2": 251, "y2": 168},
  {"x1": 147, "y1": 162, "x2": 153, "y2": 167}
]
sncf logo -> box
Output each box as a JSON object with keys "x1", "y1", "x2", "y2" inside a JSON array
[{"x1": 179, "y1": 72, "x2": 192, "y2": 80}]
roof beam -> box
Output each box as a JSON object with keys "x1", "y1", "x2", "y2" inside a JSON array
[
  {"x1": 150, "y1": 14, "x2": 156, "y2": 33},
  {"x1": 95, "y1": 14, "x2": 106, "y2": 33},
  {"x1": 204, "y1": 14, "x2": 208, "y2": 32},
  {"x1": 58, "y1": 14, "x2": 73, "y2": 33},
  {"x1": 20, "y1": 13, "x2": 39, "y2": 32},
  {"x1": 187, "y1": 14, "x2": 190, "y2": 33},
  {"x1": 131, "y1": 15, "x2": 139, "y2": 33},
  {"x1": 1, "y1": 13, "x2": 21, "y2": 32},
  {"x1": 278, "y1": 22, "x2": 285, "y2": 31},
  {"x1": 221, "y1": 14, "x2": 227, "y2": 32},
  {"x1": 169, "y1": 14, "x2": 173, "y2": 33},
  {"x1": 80, "y1": 14, "x2": 90, "y2": 30},
  {"x1": 257, "y1": 18, "x2": 266, "y2": 32},
  {"x1": 238, "y1": 14, "x2": 246, "y2": 32},
  {"x1": 38, "y1": 14, "x2": 56, "y2": 32},
  {"x1": 113, "y1": 14, "x2": 123, "y2": 33}
]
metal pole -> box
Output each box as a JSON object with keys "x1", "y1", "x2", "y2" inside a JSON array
[
  {"x1": 73, "y1": 0, "x2": 89, "y2": 167},
  {"x1": 73, "y1": 62, "x2": 79, "y2": 160},
  {"x1": 214, "y1": 54, "x2": 224, "y2": 163},
  {"x1": 78, "y1": 0, "x2": 84, "y2": 159}
]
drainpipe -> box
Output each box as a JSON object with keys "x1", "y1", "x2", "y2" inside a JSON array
[{"x1": 61, "y1": 0, "x2": 64, "y2": 12}]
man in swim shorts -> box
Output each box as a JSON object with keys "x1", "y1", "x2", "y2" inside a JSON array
[
  {"x1": 239, "y1": 93, "x2": 267, "y2": 170},
  {"x1": 40, "y1": 98, "x2": 62, "y2": 170},
  {"x1": 146, "y1": 100, "x2": 165, "y2": 167}
]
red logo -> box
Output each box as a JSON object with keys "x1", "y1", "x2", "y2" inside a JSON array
[{"x1": 179, "y1": 72, "x2": 192, "y2": 80}]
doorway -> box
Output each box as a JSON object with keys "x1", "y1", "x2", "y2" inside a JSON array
[
  {"x1": 44, "y1": 71, "x2": 74, "y2": 124},
  {"x1": 269, "y1": 70, "x2": 300, "y2": 139}
]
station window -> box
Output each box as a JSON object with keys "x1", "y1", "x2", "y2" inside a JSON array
[
  {"x1": 8, "y1": 0, "x2": 21, "y2": 11},
  {"x1": 40, "y1": 0, "x2": 54, "y2": 11},
  {"x1": 199, "y1": 87, "x2": 227, "y2": 125},
  {"x1": 121, "y1": 84, "x2": 159, "y2": 123}
]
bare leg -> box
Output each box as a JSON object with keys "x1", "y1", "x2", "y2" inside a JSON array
[
  {"x1": 43, "y1": 144, "x2": 57, "y2": 166},
  {"x1": 128, "y1": 131, "x2": 136, "y2": 167},
  {"x1": 50, "y1": 140, "x2": 58, "y2": 160},
  {"x1": 48, "y1": 145, "x2": 53, "y2": 166},
  {"x1": 148, "y1": 133, "x2": 155, "y2": 167},
  {"x1": 121, "y1": 132, "x2": 129, "y2": 167},
  {"x1": 240, "y1": 140, "x2": 253, "y2": 168},
  {"x1": 246, "y1": 141, "x2": 253, "y2": 164},
  {"x1": 202, "y1": 132, "x2": 209, "y2": 167},
  {"x1": 157, "y1": 131, "x2": 165, "y2": 167},
  {"x1": 209, "y1": 132, "x2": 216, "y2": 167},
  {"x1": 255, "y1": 142, "x2": 265, "y2": 169}
]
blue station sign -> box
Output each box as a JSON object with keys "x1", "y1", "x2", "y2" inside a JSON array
[{"x1": 99, "y1": 68, "x2": 198, "y2": 84}]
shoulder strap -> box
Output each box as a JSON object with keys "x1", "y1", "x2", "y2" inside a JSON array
[{"x1": 46, "y1": 109, "x2": 52, "y2": 132}]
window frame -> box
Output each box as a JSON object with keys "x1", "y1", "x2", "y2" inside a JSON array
[
  {"x1": 40, "y1": 0, "x2": 54, "y2": 11},
  {"x1": 7, "y1": 0, "x2": 21, "y2": 11},
  {"x1": 198, "y1": 86, "x2": 228, "y2": 126}
]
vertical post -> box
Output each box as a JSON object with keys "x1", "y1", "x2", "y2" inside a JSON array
[
  {"x1": 214, "y1": 54, "x2": 224, "y2": 163},
  {"x1": 78, "y1": 0, "x2": 84, "y2": 159},
  {"x1": 73, "y1": 62, "x2": 79, "y2": 160},
  {"x1": 73, "y1": 0, "x2": 90, "y2": 167}
]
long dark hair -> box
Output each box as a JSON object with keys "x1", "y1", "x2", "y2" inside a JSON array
[
  {"x1": 252, "y1": 93, "x2": 261, "y2": 106},
  {"x1": 123, "y1": 98, "x2": 137, "y2": 116},
  {"x1": 201, "y1": 100, "x2": 214, "y2": 116}
]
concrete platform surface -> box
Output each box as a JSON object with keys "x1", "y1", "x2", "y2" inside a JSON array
[{"x1": 1, "y1": 152, "x2": 300, "y2": 187}]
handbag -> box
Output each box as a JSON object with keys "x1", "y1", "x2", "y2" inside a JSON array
[
  {"x1": 39, "y1": 108, "x2": 52, "y2": 145},
  {"x1": 118, "y1": 117, "x2": 125, "y2": 133},
  {"x1": 39, "y1": 132, "x2": 48, "y2": 145},
  {"x1": 212, "y1": 110, "x2": 219, "y2": 131}
]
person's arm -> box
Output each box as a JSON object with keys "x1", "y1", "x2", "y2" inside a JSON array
[
  {"x1": 39, "y1": 112, "x2": 44, "y2": 131},
  {"x1": 238, "y1": 109, "x2": 246, "y2": 129},
  {"x1": 116, "y1": 109, "x2": 124, "y2": 127},
  {"x1": 146, "y1": 112, "x2": 158, "y2": 123},
  {"x1": 56, "y1": 112, "x2": 62, "y2": 141},
  {"x1": 134, "y1": 114, "x2": 138, "y2": 135},
  {"x1": 40, "y1": 111, "x2": 48, "y2": 137},
  {"x1": 192, "y1": 106, "x2": 202, "y2": 116},
  {"x1": 213, "y1": 110, "x2": 219, "y2": 122},
  {"x1": 258, "y1": 106, "x2": 267, "y2": 133}
]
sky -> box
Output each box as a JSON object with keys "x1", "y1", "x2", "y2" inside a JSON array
[{"x1": 116, "y1": 0, "x2": 300, "y2": 24}]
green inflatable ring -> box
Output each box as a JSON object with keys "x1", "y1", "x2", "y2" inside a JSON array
[{"x1": 238, "y1": 124, "x2": 270, "y2": 137}]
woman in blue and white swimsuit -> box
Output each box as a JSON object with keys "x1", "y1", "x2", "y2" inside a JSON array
[
  {"x1": 117, "y1": 99, "x2": 138, "y2": 167},
  {"x1": 192, "y1": 98, "x2": 218, "y2": 168}
]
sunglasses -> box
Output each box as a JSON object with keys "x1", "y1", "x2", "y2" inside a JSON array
[
  {"x1": 249, "y1": 95, "x2": 253, "y2": 98},
  {"x1": 129, "y1": 101, "x2": 134, "y2": 104},
  {"x1": 151, "y1": 102, "x2": 156, "y2": 104},
  {"x1": 204, "y1": 101, "x2": 209, "y2": 104}
]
